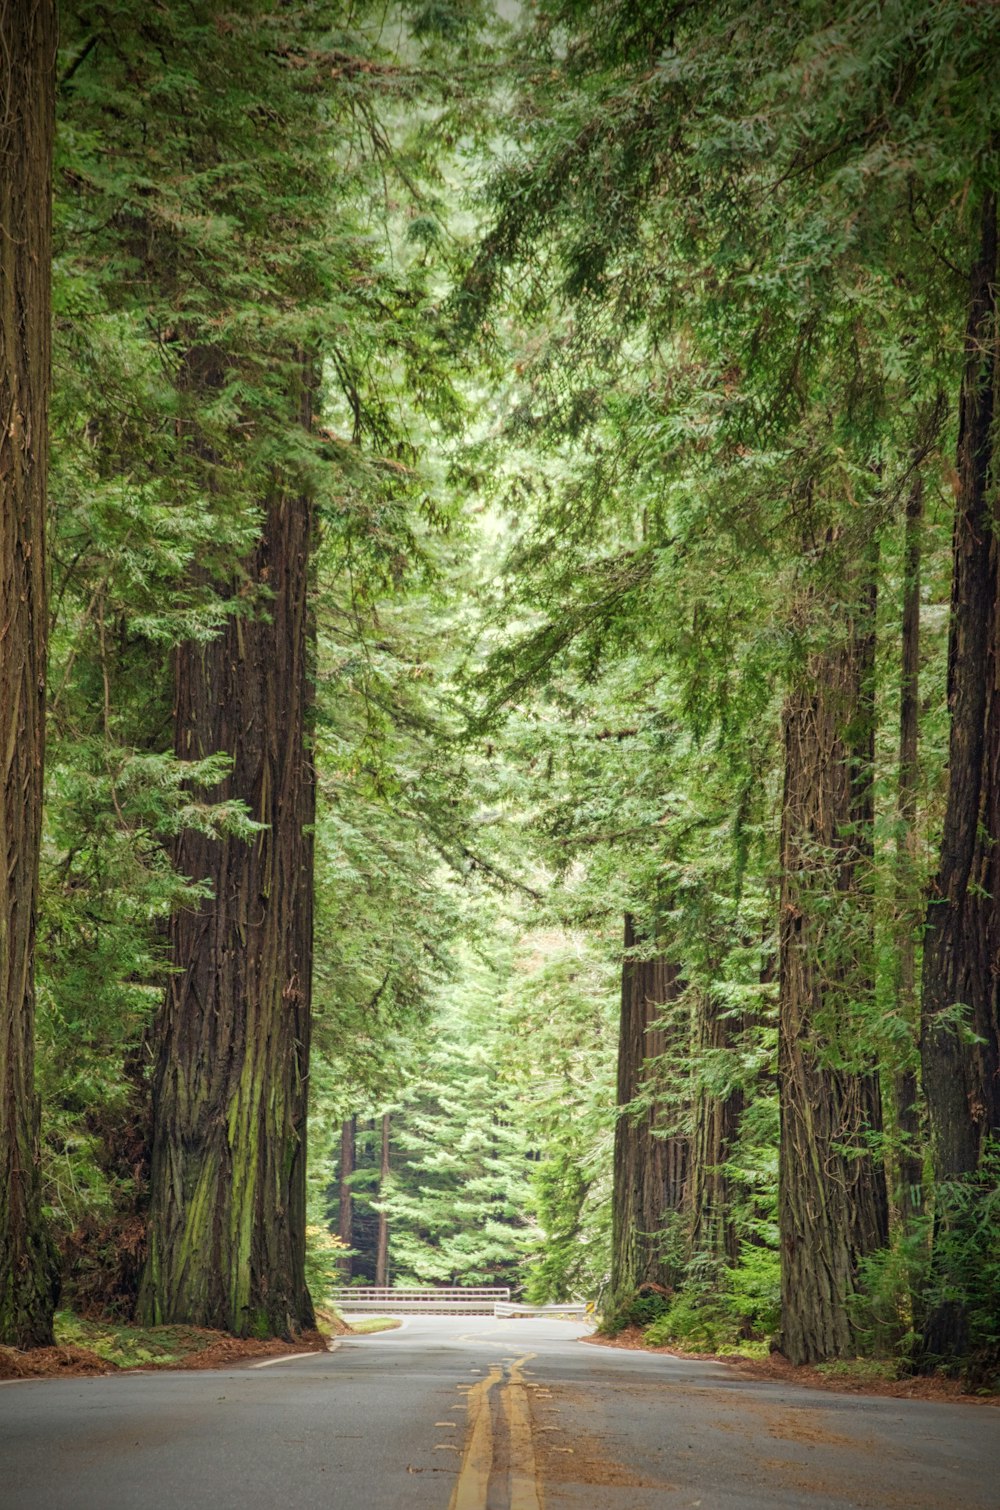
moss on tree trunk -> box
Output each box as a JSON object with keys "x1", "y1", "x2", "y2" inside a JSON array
[{"x1": 140, "y1": 476, "x2": 315, "y2": 1339}]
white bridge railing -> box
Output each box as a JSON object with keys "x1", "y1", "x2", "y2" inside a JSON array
[
  {"x1": 328, "y1": 1286, "x2": 510, "y2": 1314},
  {"x1": 327, "y1": 1287, "x2": 590, "y2": 1319},
  {"x1": 493, "y1": 1301, "x2": 588, "y2": 1319}
]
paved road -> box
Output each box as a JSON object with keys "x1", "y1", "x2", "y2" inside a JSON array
[{"x1": 1, "y1": 1316, "x2": 997, "y2": 1509}]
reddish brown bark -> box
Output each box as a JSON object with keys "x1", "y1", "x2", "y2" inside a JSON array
[
  {"x1": 375, "y1": 1112, "x2": 390, "y2": 1288},
  {"x1": 919, "y1": 193, "x2": 999, "y2": 1363},
  {"x1": 920, "y1": 194, "x2": 999, "y2": 1177},
  {"x1": 0, "y1": 0, "x2": 61, "y2": 1348},
  {"x1": 893, "y1": 475, "x2": 924, "y2": 1227},
  {"x1": 140, "y1": 470, "x2": 316, "y2": 1338},
  {"x1": 338, "y1": 1115, "x2": 356, "y2": 1279},
  {"x1": 690, "y1": 991, "x2": 742, "y2": 1264},
  {"x1": 610, "y1": 915, "x2": 688, "y2": 1301},
  {"x1": 778, "y1": 546, "x2": 889, "y2": 1364}
]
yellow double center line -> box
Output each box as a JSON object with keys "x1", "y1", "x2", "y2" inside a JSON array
[{"x1": 449, "y1": 1353, "x2": 541, "y2": 1510}]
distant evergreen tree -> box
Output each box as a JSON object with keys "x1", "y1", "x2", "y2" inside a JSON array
[{"x1": 381, "y1": 943, "x2": 535, "y2": 1288}]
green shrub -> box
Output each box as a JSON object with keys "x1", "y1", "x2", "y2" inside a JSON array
[
  {"x1": 598, "y1": 1286, "x2": 671, "y2": 1334},
  {"x1": 851, "y1": 1228, "x2": 924, "y2": 1361},
  {"x1": 644, "y1": 1288, "x2": 734, "y2": 1351},
  {"x1": 920, "y1": 1148, "x2": 1000, "y2": 1388},
  {"x1": 304, "y1": 1225, "x2": 349, "y2": 1307},
  {"x1": 727, "y1": 1245, "x2": 781, "y2": 1338},
  {"x1": 639, "y1": 1246, "x2": 781, "y2": 1354},
  {"x1": 851, "y1": 1142, "x2": 1000, "y2": 1388}
]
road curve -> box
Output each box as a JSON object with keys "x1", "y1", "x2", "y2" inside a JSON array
[{"x1": 1, "y1": 1315, "x2": 996, "y2": 1508}]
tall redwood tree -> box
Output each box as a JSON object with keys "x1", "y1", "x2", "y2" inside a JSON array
[
  {"x1": 919, "y1": 192, "x2": 999, "y2": 1363},
  {"x1": 610, "y1": 915, "x2": 688, "y2": 1302},
  {"x1": 0, "y1": 0, "x2": 61, "y2": 1348},
  {"x1": 140, "y1": 457, "x2": 316, "y2": 1336},
  {"x1": 778, "y1": 545, "x2": 889, "y2": 1364}
]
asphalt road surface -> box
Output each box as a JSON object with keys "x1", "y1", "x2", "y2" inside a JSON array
[{"x1": 2, "y1": 1315, "x2": 997, "y2": 1509}]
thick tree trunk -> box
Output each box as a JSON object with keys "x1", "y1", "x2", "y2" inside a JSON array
[
  {"x1": 919, "y1": 193, "x2": 999, "y2": 1364},
  {"x1": 610, "y1": 915, "x2": 688, "y2": 1301},
  {"x1": 0, "y1": 0, "x2": 61, "y2": 1349},
  {"x1": 893, "y1": 476, "x2": 924, "y2": 1228},
  {"x1": 690, "y1": 991, "x2": 742, "y2": 1264},
  {"x1": 375, "y1": 1113, "x2": 390, "y2": 1288},
  {"x1": 140, "y1": 477, "x2": 315, "y2": 1339},
  {"x1": 338, "y1": 1116, "x2": 355, "y2": 1279},
  {"x1": 779, "y1": 548, "x2": 889, "y2": 1365}
]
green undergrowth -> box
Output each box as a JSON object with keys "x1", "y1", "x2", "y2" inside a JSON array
[
  {"x1": 344, "y1": 1315, "x2": 403, "y2": 1335},
  {"x1": 601, "y1": 1249, "x2": 782, "y2": 1358},
  {"x1": 55, "y1": 1310, "x2": 214, "y2": 1368},
  {"x1": 814, "y1": 1358, "x2": 896, "y2": 1383}
]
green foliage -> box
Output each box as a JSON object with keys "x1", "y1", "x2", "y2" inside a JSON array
[
  {"x1": 342, "y1": 1315, "x2": 402, "y2": 1334},
  {"x1": 600, "y1": 1247, "x2": 780, "y2": 1354},
  {"x1": 524, "y1": 1152, "x2": 591, "y2": 1304},
  {"x1": 925, "y1": 1165, "x2": 1000, "y2": 1387},
  {"x1": 44, "y1": 0, "x2": 477, "y2": 1299},
  {"x1": 304, "y1": 1227, "x2": 349, "y2": 1310},
  {"x1": 54, "y1": 1310, "x2": 214, "y2": 1368},
  {"x1": 854, "y1": 1145, "x2": 1000, "y2": 1387},
  {"x1": 599, "y1": 1289, "x2": 671, "y2": 1336},
  {"x1": 502, "y1": 929, "x2": 618, "y2": 1302},
  {"x1": 723, "y1": 1247, "x2": 783, "y2": 1344},
  {"x1": 446, "y1": 0, "x2": 999, "y2": 1376},
  {"x1": 379, "y1": 939, "x2": 536, "y2": 1286},
  {"x1": 641, "y1": 1248, "x2": 781, "y2": 1354}
]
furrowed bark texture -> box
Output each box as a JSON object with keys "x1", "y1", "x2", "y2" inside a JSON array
[
  {"x1": 611, "y1": 915, "x2": 688, "y2": 1300},
  {"x1": 141, "y1": 486, "x2": 315, "y2": 1339},
  {"x1": 690, "y1": 992, "x2": 742, "y2": 1264},
  {"x1": 0, "y1": 0, "x2": 61, "y2": 1348},
  {"x1": 919, "y1": 194, "x2": 999, "y2": 1364},
  {"x1": 894, "y1": 476, "x2": 924, "y2": 1227},
  {"x1": 779, "y1": 557, "x2": 889, "y2": 1365},
  {"x1": 920, "y1": 195, "x2": 999, "y2": 1173},
  {"x1": 338, "y1": 1116, "x2": 355, "y2": 1279},
  {"x1": 375, "y1": 1112, "x2": 390, "y2": 1288}
]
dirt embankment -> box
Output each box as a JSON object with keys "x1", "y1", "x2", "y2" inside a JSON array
[
  {"x1": 584, "y1": 1329, "x2": 999, "y2": 1406},
  {"x1": 0, "y1": 1328, "x2": 328, "y2": 1381}
]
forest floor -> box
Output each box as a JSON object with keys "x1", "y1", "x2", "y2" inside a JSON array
[
  {"x1": 0, "y1": 1306, "x2": 404, "y2": 1379},
  {"x1": 0, "y1": 1305, "x2": 358, "y2": 1380},
  {"x1": 585, "y1": 1328, "x2": 1000, "y2": 1406}
]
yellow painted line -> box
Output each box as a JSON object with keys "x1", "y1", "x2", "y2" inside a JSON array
[
  {"x1": 504, "y1": 1373, "x2": 542, "y2": 1510},
  {"x1": 448, "y1": 1353, "x2": 543, "y2": 1510},
  {"x1": 449, "y1": 1364, "x2": 501, "y2": 1510}
]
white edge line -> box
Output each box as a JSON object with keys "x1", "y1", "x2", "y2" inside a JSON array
[{"x1": 249, "y1": 1349, "x2": 324, "y2": 1369}]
